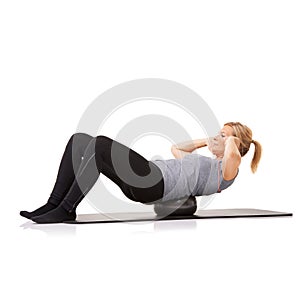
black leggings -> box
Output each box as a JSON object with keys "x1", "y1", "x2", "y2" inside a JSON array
[{"x1": 47, "y1": 133, "x2": 164, "y2": 212}]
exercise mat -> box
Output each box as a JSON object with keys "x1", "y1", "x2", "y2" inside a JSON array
[{"x1": 64, "y1": 208, "x2": 292, "y2": 224}]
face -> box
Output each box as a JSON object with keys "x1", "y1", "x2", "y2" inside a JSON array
[{"x1": 207, "y1": 125, "x2": 234, "y2": 157}]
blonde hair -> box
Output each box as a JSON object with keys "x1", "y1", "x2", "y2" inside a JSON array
[{"x1": 224, "y1": 122, "x2": 262, "y2": 173}]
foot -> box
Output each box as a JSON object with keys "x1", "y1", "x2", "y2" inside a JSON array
[
  {"x1": 20, "y1": 202, "x2": 57, "y2": 220},
  {"x1": 31, "y1": 205, "x2": 76, "y2": 224}
]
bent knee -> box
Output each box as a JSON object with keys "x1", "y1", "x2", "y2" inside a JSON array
[
  {"x1": 95, "y1": 135, "x2": 114, "y2": 149},
  {"x1": 72, "y1": 132, "x2": 94, "y2": 140},
  {"x1": 70, "y1": 132, "x2": 95, "y2": 149},
  {"x1": 95, "y1": 135, "x2": 111, "y2": 142}
]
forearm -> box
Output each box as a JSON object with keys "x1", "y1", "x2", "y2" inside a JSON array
[
  {"x1": 224, "y1": 138, "x2": 240, "y2": 159},
  {"x1": 172, "y1": 138, "x2": 208, "y2": 152},
  {"x1": 222, "y1": 137, "x2": 241, "y2": 179},
  {"x1": 171, "y1": 147, "x2": 191, "y2": 159}
]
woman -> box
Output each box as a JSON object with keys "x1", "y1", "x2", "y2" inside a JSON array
[{"x1": 20, "y1": 121, "x2": 262, "y2": 223}]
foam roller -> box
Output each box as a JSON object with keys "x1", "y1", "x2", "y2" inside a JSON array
[{"x1": 153, "y1": 195, "x2": 197, "y2": 216}]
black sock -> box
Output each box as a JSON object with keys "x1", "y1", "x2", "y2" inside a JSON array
[
  {"x1": 20, "y1": 202, "x2": 57, "y2": 220},
  {"x1": 31, "y1": 204, "x2": 76, "y2": 224}
]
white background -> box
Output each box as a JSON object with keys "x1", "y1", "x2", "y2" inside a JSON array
[{"x1": 1, "y1": 0, "x2": 299, "y2": 299}]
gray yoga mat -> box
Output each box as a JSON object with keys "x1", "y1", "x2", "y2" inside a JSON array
[{"x1": 64, "y1": 208, "x2": 292, "y2": 224}]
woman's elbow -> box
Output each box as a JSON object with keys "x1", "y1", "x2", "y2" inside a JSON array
[{"x1": 171, "y1": 146, "x2": 190, "y2": 159}]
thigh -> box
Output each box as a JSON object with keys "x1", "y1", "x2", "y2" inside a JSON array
[
  {"x1": 94, "y1": 135, "x2": 164, "y2": 203},
  {"x1": 129, "y1": 160, "x2": 165, "y2": 203}
]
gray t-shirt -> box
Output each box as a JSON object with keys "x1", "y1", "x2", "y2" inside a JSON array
[{"x1": 151, "y1": 153, "x2": 237, "y2": 202}]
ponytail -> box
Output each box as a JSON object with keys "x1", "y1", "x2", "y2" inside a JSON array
[
  {"x1": 224, "y1": 121, "x2": 262, "y2": 174},
  {"x1": 250, "y1": 140, "x2": 262, "y2": 173}
]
